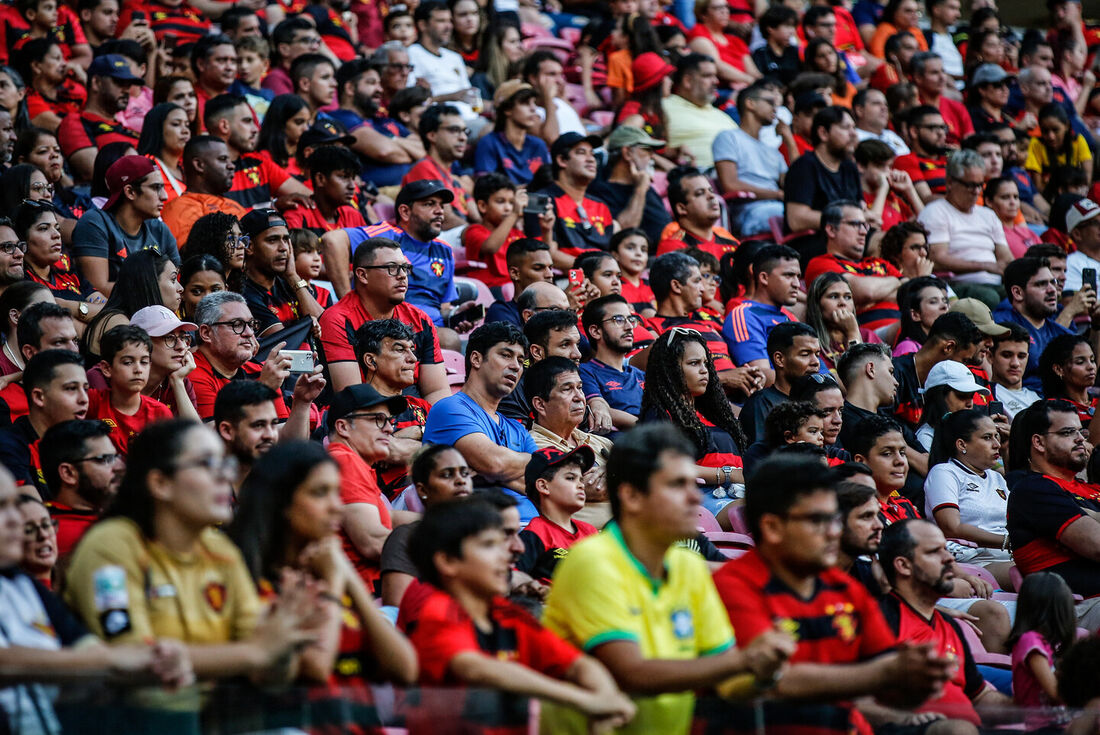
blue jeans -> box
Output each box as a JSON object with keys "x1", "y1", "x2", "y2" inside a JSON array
[{"x1": 731, "y1": 200, "x2": 785, "y2": 237}]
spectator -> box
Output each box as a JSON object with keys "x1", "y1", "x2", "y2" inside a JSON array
[
  {"x1": 72, "y1": 155, "x2": 179, "y2": 297},
  {"x1": 16, "y1": 200, "x2": 100, "y2": 320},
  {"x1": 723, "y1": 245, "x2": 802, "y2": 379},
  {"x1": 160, "y1": 135, "x2": 247, "y2": 246},
  {"x1": 57, "y1": 54, "x2": 141, "y2": 182},
  {"x1": 967, "y1": 63, "x2": 1015, "y2": 133},
  {"x1": 657, "y1": 167, "x2": 739, "y2": 259},
  {"x1": 918, "y1": 149, "x2": 1011, "y2": 308},
  {"x1": 985, "y1": 176, "x2": 1040, "y2": 258},
  {"x1": 894, "y1": 105, "x2": 950, "y2": 203},
  {"x1": 238, "y1": 208, "x2": 324, "y2": 337},
  {"x1": 580, "y1": 295, "x2": 646, "y2": 431},
  {"x1": 178, "y1": 253, "x2": 229, "y2": 322},
  {"x1": 40, "y1": 418, "x2": 122, "y2": 559},
  {"x1": 784, "y1": 105, "x2": 861, "y2": 260},
  {"x1": 523, "y1": 50, "x2": 587, "y2": 146},
  {"x1": 0, "y1": 299, "x2": 79, "y2": 423},
  {"x1": 473, "y1": 80, "x2": 550, "y2": 187},
  {"x1": 789, "y1": 372, "x2": 849, "y2": 461},
  {"x1": 611, "y1": 228, "x2": 656, "y2": 316},
  {"x1": 913, "y1": 358, "x2": 988, "y2": 449},
  {"x1": 992, "y1": 257, "x2": 1073, "y2": 391},
  {"x1": 231, "y1": 36, "x2": 274, "y2": 120},
  {"x1": 588, "y1": 126, "x2": 671, "y2": 247},
  {"x1": 926, "y1": 0, "x2": 965, "y2": 79},
  {"x1": 739, "y1": 321, "x2": 824, "y2": 445},
  {"x1": 406, "y1": 1, "x2": 482, "y2": 127},
  {"x1": 290, "y1": 53, "x2": 337, "y2": 124},
  {"x1": 541, "y1": 424, "x2": 794, "y2": 733},
  {"x1": 855, "y1": 140, "x2": 924, "y2": 232},
  {"x1": 369, "y1": 41, "x2": 412, "y2": 109},
  {"x1": 662, "y1": 52, "x2": 737, "y2": 171},
  {"x1": 853, "y1": 87, "x2": 909, "y2": 156},
  {"x1": 1039, "y1": 334, "x2": 1100, "y2": 435},
  {"x1": 191, "y1": 34, "x2": 237, "y2": 121},
  {"x1": 422, "y1": 322, "x2": 538, "y2": 520},
  {"x1": 283, "y1": 146, "x2": 367, "y2": 236},
  {"x1": 1025, "y1": 102, "x2": 1094, "y2": 192},
  {"x1": 263, "y1": 18, "x2": 323, "y2": 96},
  {"x1": 545, "y1": 132, "x2": 616, "y2": 263},
  {"x1": 317, "y1": 236, "x2": 446, "y2": 400},
  {"x1": 136, "y1": 103, "x2": 190, "y2": 204},
  {"x1": 893, "y1": 276, "x2": 950, "y2": 356},
  {"x1": 0, "y1": 217, "x2": 24, "y2": 301},
  {"x1": 686, "y1": 0, "x2": 759, "y2": 87},
  {"x1": 712, "y1": 81, "x2": 787, "y2": 237},
  {"x1": 989, "y1": 321, "x2": 1039, "y2": 418},
  {"x1": 403, "y1": 103, "x2": 476, "y2": 231},
  {"x1": 465, "y1": 175, "x2": 545, "y2": 291},
  {"x1": 751, "y1": 5, "x2": 801, "y2": 86},
  {"x1": 911, "y1": 52, "x2": 973, "y2": 147},
  {"x1": 484, "y1": 239, "x2": 556, "y2": 327},
  {"x1": 211, "y1": 380, "x2": 281, "y2": 486},
  {"x1": 869, "y1": 0, "x2": 928, "y2": 59}
]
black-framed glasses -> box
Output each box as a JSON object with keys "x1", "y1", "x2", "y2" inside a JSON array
[
  {"x1": 210, "y1": 318, "x2": 260, "y2": 335},
  {"x1": 805, "y1": 373, "x2": 838, "y2": 387},
  {"x1": 841, "y1": 219, "x2": 870, "y2": 232},
  {"x1": 916, "y1": 123, "x2": 949, "y2": 132},
  {"x1": 360, "y1": 263, "x2": 413, "y2": 277},
  {"x1": 225, "y1": 234, "x2": 251, "y2": 250},
  {"x1": 158, "y1": 332, "x2": 194, "y2": 349},
  {"x1": 23, "y1": 518, "x2": 58, "y2": 537},
  {"x1": 783, "y1": 511, "x2": 843, "y2": 530},
  {"x1": 385, "y1": 63, "x2": 415, "y2": 72},
  {"x1": 1044, "y1": 427, "x2": 1089, "y2": 440},
  {"x1": 73, "y1": 452, "x2": 120, "y2": 466},
  {"x1": 346, "y1": 411, "x2": 396, "y2": 430},
  {"x1": 172, "y1": 454, "x2": 240, "y2": 479},
  {"x1": 602, "y1": 314, "x2": 641, "y2": 328},
  {"x1": 0, "y1": 240, "x2": 26, "y2": 255}
]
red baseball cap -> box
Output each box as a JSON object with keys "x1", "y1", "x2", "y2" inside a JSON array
[
  {"x1": 104, "y1": 155, "x2": 157, "y2": 211},
  {"x1": 632, "y1": 52, "x2": 676, "y2": 93}
]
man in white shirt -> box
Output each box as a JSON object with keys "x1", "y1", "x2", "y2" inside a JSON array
[
  {"x1": 523, "y1": 50, "x2": 588, "y2": 145},
  {"x1": 990, "y1": 322, "x2": 1041, "y2": 418},
  {"x1": 917, "y1": 149, "x2": 1012, "y2": 308},
  {"x1": 853, "y1": 89, "x2": 909, "y2": 156},
  {"x1": 925, "y1": 0, "x2": 965, "y2": 81},
  {"x1": 1063, "y1": 198, "x2": 1100, "y2": 291},
  {"x1": 406, "y1": 1, "x2": 483, "y2": 130},
  {"x1": 662, "y1": 53, "x2": 738, "y2": 171}
]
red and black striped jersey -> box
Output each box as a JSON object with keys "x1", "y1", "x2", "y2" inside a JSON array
[
  {"x1": 118, "y1": 0, "x2": 211, "y2": 44},
  {"x1": 58, "y1": 112, "x2": 139, "y2": 158},
  {"x1": 226, "y1": 154, "x2": 291, "y2": 210}
]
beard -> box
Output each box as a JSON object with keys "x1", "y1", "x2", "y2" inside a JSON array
[
  {"x1": 914, "y1": 561, "x2": 955, "y2": 596},
  {"x1": 353, "y1": 91, "x2": 379, "y2": 118},
  {"x1": 76, "y1": 472, "x2": 116, "y2": 511}
]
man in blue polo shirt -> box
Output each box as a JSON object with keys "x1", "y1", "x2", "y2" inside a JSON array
[
  {"x1": 422, "y1": 322, "x2": 539, "y2": 523},
  {"x1": 992, "y1": 257, "x2": 1072, "y2": 393},
  {"x1": 724, "y1": 244, "x2": 802, "y2": 386},
  {"x1": 579, "y1": 295, "x2": 645, "y2": 432}
]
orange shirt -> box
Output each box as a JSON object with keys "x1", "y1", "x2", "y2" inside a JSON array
[
  {"x1": 162, "y1": 192, "x2": 249, "y2": 249},
  {"x1": 869, "y1": 23, "x2": 927, "y2": 60}
]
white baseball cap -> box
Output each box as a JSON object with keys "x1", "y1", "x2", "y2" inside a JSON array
[
  {"x1": 921, "y1": 360, "x2": 990, "y2": 396},
  {"x1": 1066, "y1": 198, "x2": 1100, "y2": 233},
  {"x1": 130, "y1": 305, "x2": 197, "y2": 337}
]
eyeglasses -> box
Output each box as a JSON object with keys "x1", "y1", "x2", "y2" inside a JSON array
[
  {"x1": 602, "y1": 314, "x2": 642, "y2": 328},
  {"x1": 783, "y1": 511, "x2": 843, "y2": 530},
  {"x1": 360, "y1": 263, "x2": 413, "y2": 277},
  {"x1": 0, "y1": 240, "x2": 26, "y2": 255},
  {"x1": 225, "y1": 234, "x2": 251, "y2": 250},
  {"x1": 73, "y1": 452, "x2": 120, "y2": 466},
  {"x1": 385, "y1": 63, "x2": 415, "y2": 72},
  {"x1": 345, "y1": 411, "x2": 396, "y2": 430},
  {"x1": 29, "y1": 181, "x2": 54, "y2": 195},
  {"x1": 210, "y1": 318, "x2": 260, "y2": 335},
  {"x1": 442, "y1": 125, "x2": 471, "y2": 136},
  {"x1": 23, "y1": 518, "x2": 58, "y2": 537},
  {"x1": 172, "y1": 454, "x2": 240, "y2": 479},
  {"x1": 951, "y1": 179, "x2": 985, "y2": 191},
  {"x1": 1044, "y1": 427, "x2": 1089, "y2": 440},
  {"x1": 293, "y1": 34, "x2": 322, "y2": 47},
  {"x1": 159, "y1": 332, "x2": 194, "y2": 349},
  {"x1": 841, "y1": 219, "x2": 870, "y2": 232}
]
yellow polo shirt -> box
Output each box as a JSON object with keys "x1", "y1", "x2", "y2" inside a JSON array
[{"x1": 540, "y1": 522, "x2": 734, "y2": 735}]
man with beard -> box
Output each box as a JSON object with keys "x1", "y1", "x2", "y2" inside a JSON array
[
  {"x1": 191, "y1": 34, "x2": 238, "y2": 123},
  {"x1": 854, "y1": 88, "x2": 909, "y2": 157},
  {"x1": 0, "y1": 217, "x2": 25, "y2": 299},
  {"x1": 204, "y1": 93, "x2": 314, "y2": 210},
  {"x1": 546, "y1": 132, "x2": 616, "y2": 262},
  {"x1": 1008, "y1": 400, "x2": 1100, "y2": 605},
  {"x1": 318, "y1": 237, "x2": 448, "y2": 400},
  {"x1": 239, "y1": 208, "x2": 324, "y2": 336},
  {"x1": 0, "y1": 109, "x2": 15, "y2": 167},
  {"x1": 580, "y1": 295, "x2": 646, "y2": 431},
  {"x1": 212, "y1": 381, "x2": 280, "y2": 491},
  {"x1": 713, "y1": 457, "x2": 956, "y2": 733},
  {"x1": 41, "y1": 419, "x2": 123, "y2": 560},
  {"x1": 784, "y1": 106, "x2": 862, "y2": 262},
  {"x1": 894, "y1": 106, "x2": 950, "y2": 203},
  {"x1": 369, "y1": 41, "x2": 412, "y2": 111},
  {"x1": 879, "y1": 519, "x2": 1011, "y2": 728},
  {"x1": 589, "y1": 126, "x2": 670, "y2": 245},
  {"x1": 663, "y1": 53, "x2": 737, "y2": 171},
  {"x1": 725, "y1": 245, "x2": 804, "y2": 381},
  {"x1": 911, "y1": 52, "x2": 973, "y2": 148},
  {"x1": 992, "y1": 257, "x2": 1074, "y2": 392},
  {"x1": 58, "y1": 55, "x2": 141, "y2": 182},
  {"x1": 656, "y1": 167, "x2": 739, "y2": 260},
  {"x1": 402, "y1": 104, "x2": 476, "y2": 233},
  {"x1": 161, "y1": 136, "x2": 247, "y2": 245},
  {"x1": 740, "y1": 322, "x2": 826, "y2": 444},
  {"x1": 406, "y1": 1, "x2": 482, "y2": 129},
  {"x1": 835, "y1": 478, "x2": 887, "y2": 592}
]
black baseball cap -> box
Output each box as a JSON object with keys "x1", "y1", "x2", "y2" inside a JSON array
[
  {"x1": 395, "y1": 179, "x2": 455, "y2": 208},
  {"x1": 327, "y1": 384, "x2": 408, "y2": 431},
  {"x1": 239, "y1": 208, "x2": 288, "y2": 241},
  {"x1": 794, "y1": 91, "x2": 830, "y2": 116},
  {"x1": 550, "y1": 132, "x2": 603, "y2": 163},
  {"x1": 299, "y1": 120, "x2": 356, "y2": 151},
  {"x1": 524, "y1": 446, "x2": 596, "y2": 498}
]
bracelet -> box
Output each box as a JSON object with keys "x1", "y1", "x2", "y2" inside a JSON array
[
  {"x1": 715, "y1": 467, "x2": 722, "y2": 486},
  {"x1": 1001, "y1": 533, "x2": 1010, "y2": 551}
]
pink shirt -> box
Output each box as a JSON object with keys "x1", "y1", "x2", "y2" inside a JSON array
[
  {"x1": 1011, "y1": 631, "x2": 1060, "y2": 730},
  {"x1": 1003, "y1": 222, "x2": 1041, "y2": 259}
]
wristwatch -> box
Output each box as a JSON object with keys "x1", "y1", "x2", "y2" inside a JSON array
[
  {"x1": 720, "y1": 465, "x2": 734, "y2": 485},
  {"x1": 292, "y1": 279, "x2": 309, "y2": 292},
  {"x1": 78, "y1": 302, "x2": 90, "y2": 320}
]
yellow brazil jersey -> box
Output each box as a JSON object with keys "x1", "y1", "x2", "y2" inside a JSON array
[{"x1": 539, "y1": 522, "x2": 734, "y2": 735}]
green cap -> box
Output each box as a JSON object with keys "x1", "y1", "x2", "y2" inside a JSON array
[{"x1": 606, "y1": 125, "x2": 666, "y2": 152}]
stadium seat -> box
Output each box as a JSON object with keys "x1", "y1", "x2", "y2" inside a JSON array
[
  {"x1": 705, "y1": 531, "x2": 754, "y2": 551},
  {"x1": 956, "y1": 619, "x2": 1010, "y2": 668},
  {"x1": 442, "y1": 349, "x2": 466, "y2": 386},
  {"x1": 956, "y1": 563, "x2": 998, "y2": 589},
  {"x1": 696, "y1": 505, "x2": 721, "y2": 533},
  {"x1": 723, "y1": 504, "x2": 750, "y2": 535}
]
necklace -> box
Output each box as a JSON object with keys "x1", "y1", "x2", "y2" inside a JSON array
[{"x1": 3, "y1": 341, "x2": 23, "y2": 370}]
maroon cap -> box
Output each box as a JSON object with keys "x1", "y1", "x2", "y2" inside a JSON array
[
  {"x1": 104, "y1": 155, "x2": 158, "y2": 211},
  {"x1": 632, "y1": 52, "x2": 675, "y2": 93}
]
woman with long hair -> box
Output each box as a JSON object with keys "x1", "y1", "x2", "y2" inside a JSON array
[
  {"x1": 257, "y1": 94, "x2": 311, "y2": 175},
  {"x1": 1025, "y1": 102, "x2": 1093, "y2": 191},
  {"x1": 137, "y1": 103, "x2": 190, "y2": 203},
  {"x1": 0, "y1": 281, "x2": 52, "y2": 376},
  {"x1": 230, "y1": 440, "x2": 417, "y2": 709},
  {"x1": 14, "y1": 127, "x2": 93, "y2": 223},
  {"x1": 183, "y1": 212, "x2": 245, "y2": 291},
  {"x1": 79, "y1": 249, "x2": 182, "y2": 365},
  {"x1": 963, "y1": 29, "x2": 1006, "y2": 77},
  {"x1": 0, "y1": 163, "x2": 54, "y2": 216},
  {"x1": 1039, "y1": 333, "x2": 1100, "y2": 438},
  {"x1": 472, "y1": 22, "x2": 524, "y2": 101},
  {"x1": 985, "y1": 176, "x2": 1040, "y2": 257},
  {"x1": 0, "y1": 66, "x2": 30, "y2": 131},
  {"x1": 448, "y1": 0, "x2": 484, "y2": 71},
  {"x1": 879, "y1": 220, "x2": 932, "y2": 277},
  {"x1": 606, "y1": 14, "x2": 663, "y2": 108},
  {"x1": 153, "y1": 75, "x2": 199, "y2": 133},
  {"x1": 686, "y1": 0, "x2": 760, "y2": 87},
  {"x1": 179, "y1": 254, "x2": 227, "y2": 321},
  {"x1": 806, "y1": 273, "x2": 878, "y2": 373},
  {"x1": 640, "y1": 328, "x2": 748, "y2": 509},
  {"x1": 65, "y1": 420, "x2": 324, "y2": 690},
  {"x1": 18, "y1": 494, "x2": 57, "y2": 588},
  {"x1": 804, "y1": 38, "x2": 852, "y2": 107},
  {"x1": 925, "y1": 407, "x2": 1013, "y2": 588},
  {"x1": 893, "y1": 276, "x2": 949, "y2": 356},
  {"x1": 1052, "y1": 35, "x2": 1092, "y2": 115}
]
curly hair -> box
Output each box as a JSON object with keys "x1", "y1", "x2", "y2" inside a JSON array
[
  {"x1": 184, "y1": 212, "x2": 243, "y2": 290},
  {"x1": 640, "y1": 329, "x2": 748, "y2": 456}
]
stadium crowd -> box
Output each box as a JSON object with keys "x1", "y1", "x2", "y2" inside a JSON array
[{"x1": 10, "y1": 0, "x2": 1100, "y2": 731}]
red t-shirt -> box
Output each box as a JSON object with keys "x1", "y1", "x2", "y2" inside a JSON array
[
  {"x1": 516, "y1": 516, "x2": 597, "y2": 582},
  {"x1": 87, "y1": 388, "x2": 173, "y2": 455},
  {"x1": 642, "y1": 312, "x2": 736, "y2": 372},
  {"x1": 925, "y1": 95, "x2": 974, "y2": 149},
  {"x1": 58, "y1": 112, "x2": 139, "y2": 158},
  {"x1": 188, "y1": 350, "x2": 289, "y2": 421},
  {"x1": 45, "y1": 501, "x2": 99, "y2": 559},
  {"x1": 619, "y1": 276, "x2": 655, "y2": 313},
  {"x1": 805, "y1": 252, "x2": 901, "y2": 331},
  {"x1": 118, "y1": 0, "x2": 211, "y2": 44},
  {"x1": 879, "y1": 493, "x2": 922, "y2": 525},
  {"x1": 402, "y1": 157, "x2": 469, "y2": 217},
  {"x1": 329, "y1": 441, "x2": 391, "y2": 589},
  {"x1": 462, "y1": 223, "x2": 523, "y2": 287},
  {"x1": 283, "y1": 204, "x2": 367, "y2": 236},
  {"x1": 317, "y1": 292, "x2": 441, "y2": 381},
  {"x1": 686, "y1": 24, "x2": 749, "y2": 71},
  {"x1": 0, "y1": 381, "x2": 28, "y2": 424},
  {"x1": 894, "y1": 152, "x2": 947, "y2": 196},
  {"x1": 26, "y1": 79, "x2": 86, "y2": 122},
  {"x1": 781, "y1": 133, "x2": 815, "y2": 165},
  {"x1": 226, "y1": 153, "x2": 292, "y2": 210},
  {"x1": 864, "y1": 188, "x2": 914, "y2": 231},
  {"x1": 656, "y1": 221, "x2": 741, "y2": 261}
]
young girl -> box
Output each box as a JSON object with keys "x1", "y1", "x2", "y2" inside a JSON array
[
  {"x1": 610, "y1": 228, "x2": 655, "y2": 317},
  {"x1": 290, "y1": 228, "x2": 333, "y2": 309},
  {"x1": 1026, "y1": 103, "x2": 1094, "y2": 191},
  {"x1": 1009, "y1": 571, "x2": 1076, "y2": 731}
]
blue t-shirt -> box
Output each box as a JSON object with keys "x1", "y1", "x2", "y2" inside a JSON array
[
  {"x1": 474, "y1": 131, "x2": 550, "y2": 186},
  {"x1": 346, "y1": 224, "x2": 457, "y2": 326},
  {"x1": 423, "y1": 390, "x2": 538, "y2": 522},
  {"x1": 723, "y1": 299, "x2": 794, "y2": 365},
  {"x1": 851, "y1": 0, "x2": 883, "y2": 27},
  {"x1": 485, "y1": 299, "x2": 522, "y2": 328},
  {"x1": 578, "y1": 358, "x2": 645, "y2": 415},
  {"x1": 992, "y1": 302, "x2": 1071, "y2": 393}
]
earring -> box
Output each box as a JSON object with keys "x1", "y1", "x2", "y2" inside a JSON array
[{"x1": 961, "y1": 448, "x2": 967, "y2": 454}]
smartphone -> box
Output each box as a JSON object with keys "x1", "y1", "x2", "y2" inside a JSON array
[
  {"x1": 523, "y1": 192, "x2": 550, "y2": 238},
  {"x1": 1084, "y1": 267, "x2": 1097, "y2": 293},
  {"x1": 568, "y1": 268, "x2": 584, "y2": 287},
  {"x1": 281, "y1": 349, "x2": 315, "y2": 374},
  {"x1": 447, "y1": 303, "x2": 484, "y2": 328},
  {"x1": 987, "y1": 401, "x2": 1005, "y2": 417}
]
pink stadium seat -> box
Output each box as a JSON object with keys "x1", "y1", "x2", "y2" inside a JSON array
[
  {"x1": 725, "y1": 504, "x2": 750, "y2": 535},
  {"x1": 956, "y1": 563, "x2": 997, "y2": 589},
  {"x1": 442, "y1": 349, "x2": 466, "y2": 386},
  {"x1": 589, "y1": 110, "x2": 615, "y2": 129},
  {"x1": 559, "y1": 27, "x2": 582, "y2": 45},
  {"x1": 374, "y1": 200, "x2": 395, "y2": 224},
  {"x1": 696, "y1": 505, "x2": 721, "y2": 533},
  {"x1": 705, "y1": 531, "x2": 755, "y2": 551},
  {"x1": 957, "y1": 618, "x2": 1010, "y2": 668}
]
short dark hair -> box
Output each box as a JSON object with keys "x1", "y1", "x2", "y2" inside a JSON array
[
  {"x1": 666, "y1": 165, "x2": 705, "y2": 212},
  {"x1": 648, "y1": 251, "x2": 698, "y2": 302},
  {"x1": 16, "y1": 301, "x2": 70, "y2": 351},
  {"x1": 1058, "y1": 636, "x2": 1100, "y2": 707},
  {"x1": 789, "y1": 372, "x2": 842, "y2": 402},
  {"x1": 801, "y1": 5, "x2": 834, "y2": 30},
  {"x1": 574, "y1": 250, "x2": 616, "y2": 280},
  {"x1": 581, "y1": 293, "x2": 630, "y2": 339},
  {"x1": 836, "y1": 480, "x2": 876, "y2": 519},
  {"x1": 290, "y1": 53, "x2": 334, "y2": 89},
  {"x1": 100, "y1": 325, "x2": 152, "y2": 364},
  {"x1": 204, "y1": 93, "x2": 249, "y2": 131},
  {"x1": 1007, "y1": 398, "x2": 1079, "y2": 473},
  {"x1": 473, "y1": 172, "x2": 515, "y2": 203},
  {"x1": 879, "y1": 517, "x2": 924, "y2": 585},
  {"x1": 879, "y1": 221, "x2": 929, "y2": 267},
  {"x1": 272, "y1": 17, "x2": 314, "y2": 59},
  {"x1": 854, "y1": 138, "x2": 896, "y2": 166},
  {"x1": 522, "y1": 50, "x2": 562, "y2": 81},
  {"x1": 671, "y1": 52, "x2": 713, "y2": 89},
  {"x1": 505, "y1": 237, "x2": 549, "y2": 268},
  {"x1": 752, "y1": 244, "x2": 799, "y2": 283},
  {"x1": 811, "y1": 106, "x2": 854, "y2": 146},
  {"x1": 418, "y1": 103, "x2": 463, "y2": 148},
  {"x1": 182, "y1": 134, "x2": 227, "y2": 173},
  {"x1": 352, "y1": 237, "x2": 403, "y2": 268},
  {"x1": 354, "y1": 318, "x2": 415, "y2": 367},
  {"x1": 1004, "y1": 256, "x2": 1052, "y2": 296},
  {"x1": 766, "y1": 321, "x2": 817, "y2": 362},
  {"x1": 926, "y1": 311, "x2": 983, "y2": 348},
  {"x1": 847, "y1": 414, "x2": 905, "y2": 459},
  {"x1": 836, "y1": 342, "x2": 890, "y2": 388},
  {"x1": 744, "y1": 454, "x2": 837, "y2": 538},
  {"x1": 763, "y1": 400, "x2": 826, "y2": 447},
  {"x1": 524, "y1": 355, "x2": 579, "y2": 404},
  {"x1": 465, "y1": 322, "x2": 527, "y2": 376},
  {"x1": 409, "y1": 497, "x2": 503, "y2": 587},
  {"x1": 336, "y1": 57, "x2": 373, "y2": 94},
  {"x1": 822, "y1": 199, "x2": 861, "y2": 229},
  {"x1": 22, "y1": 349, "x2": 84, "y2": 403},
  {"x1": 991, "y1": 321, "x2": 1030, "y2": 349},
  {"x1": 1023, "y1": 243, "x2": 1067, "y2": 262},
  {"x1": 736, "y1": 78, "x2": 775, "y2": 118},
  {"x1": 40, "y1": 419, "x2": 113, "y2": 493},
  {"x1": 415, "y1": 0, "x2": 449, "y2": 24},
  {"x1": 524, "y1": 309, "x2": 578, "y2": 352},
  {"x1": 905, "y1": 104, "x2": 942, "y2": 129},
  {"x1": 191, "y1": 33, "x2": 235, "y2": 78},
  {"x1": 390, "y1": 86, "x2": 431, "y2": 119},
  {"x1": 212, "y1": 380, "x2": 279, "y2": 426},
  {"x1": 606, "y1": 423, "x2": 696, "y2": 520},
  {"x1": 306, "y1": 145, "x2": 360, "y2": 185},
  {"x1": 758, "y1": 4, "x2": 798, "y2": 33}
]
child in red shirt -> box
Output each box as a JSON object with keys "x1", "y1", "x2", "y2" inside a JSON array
[
  {"x1": 88, "y1": 325, "x2": 173, "y2": 455},
  {"x1": 610, "y1": 228, "x2": 656, "y2": 317},
  {"x1": 463, "y1": 173, "x2": 555, "y2": 289}
]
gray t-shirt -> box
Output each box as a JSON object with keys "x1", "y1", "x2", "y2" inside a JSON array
[
  {"x1": 711, "y1": 126, "x2": 787, "y2": 191},
  {"x1": 72, "y1": 207, "x2": 180, "y2": 280}
]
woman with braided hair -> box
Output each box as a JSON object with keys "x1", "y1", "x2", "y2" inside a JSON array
[{"x1": 640, "y1": 327, "x2": 748, "y2": 512}]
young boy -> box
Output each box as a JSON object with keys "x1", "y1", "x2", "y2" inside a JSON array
[
  {"x1": 763, "y1": 400, "x2": 826, "y2": 449},
  {"x1": 517, "y1": 447, "x2": 598, "y2": 582},
  {"x1": 463, "y1": 173, "x2": 535, "y2": 290},
  {"x1": 231, "y1": 35, "x2": 274, "y2": 120},
  {"x1": 750, "y1": 5, "x2": 801, "y2": 86},
  {"x1": 990, "y1": 321, "x2": 1040, "y2": 418},
  {"x1": 847, "y1": 414, "x2": 921, "y2": 524},
  {"x1": 610, "y1": 228, "x2": 655, "y2": 317},
  {"x1": 289, "y1": 228, "x2": 333, "y2": 309},
  {"x1": 87, "y1": 325, "x2": 173, "y2": 455},
  {"x1": 284, "y1": 146, "x2": 367, "y2": 235},
  {"x1": 400, "y1": 497, "x2": 635, "y2": 734}
]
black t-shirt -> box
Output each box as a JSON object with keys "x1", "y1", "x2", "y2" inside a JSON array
[
  {"x1": 891, "y1": 353, "x2": 923, "y2": 430},
  {"x1": 751, "y1": 45, "x2": 801, "y2": 86},
  {"x1": 738, "y1": 385, "x2": 787, "y2": 445},
  {"x1": 586, "y1": 179, "x2": 672, "y2": 246},
  {"x1": 784, "y1": 151, "x2": 861, "y2": 262}
]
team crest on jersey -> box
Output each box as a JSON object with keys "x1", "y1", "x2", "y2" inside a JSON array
[
  {"x1": 204, "y1": 582, "x2": 227, "y2": 612},
  {"x1": 101, "y1": 418, "x2": 118, "y2": 429},
  {"x1": 670, "y1": 609, "x2": 694, "y2": 639},
  {"x1": 826, "y1": 602, "x2": 857, "y2": 643},
  {"x1": 410, "y1": 403, "x2": 426, "y2": 424},
  {"x1": 430, "y1": 258, "x2": 445, "y2": 276},
  {"x1": 247, "y1": 169, "x2": 261, "y2": 185}
]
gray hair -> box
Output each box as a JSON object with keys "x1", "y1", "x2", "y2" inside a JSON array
[
  {"x1": 194, "y1": 290, "x2": 247, "y2": 326},
  {"x1": 946, "y1": 148, "x2": 986, "y2": 179},
  {"x1": 910, "y1": 51, "x2": 941, "y2": 77},
  {"x1": 370, "y1": 41, "x2": 407, "y2": 68}
]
